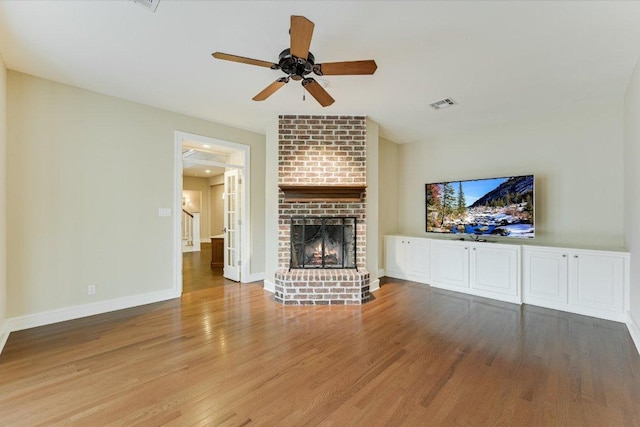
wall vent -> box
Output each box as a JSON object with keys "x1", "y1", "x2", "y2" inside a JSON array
[
  {"x1": 429, "y1": 98, "x2": 457, "y2": 110},
  {"x1": 131, "y1": 0, "x2": 160, "y2": 12}
]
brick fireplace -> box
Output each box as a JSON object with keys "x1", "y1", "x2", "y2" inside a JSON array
[{"x1": 274, "y1": 114, "x2": 371, "y2": 305}]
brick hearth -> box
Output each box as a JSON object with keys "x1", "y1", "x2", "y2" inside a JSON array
[{"x1": 276, "y1": 114, "x2": 370, "y2": 305}]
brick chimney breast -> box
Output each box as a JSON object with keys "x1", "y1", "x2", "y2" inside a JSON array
[{"x1": 276, "y1": 115, "x2": 370, "y2": 305}]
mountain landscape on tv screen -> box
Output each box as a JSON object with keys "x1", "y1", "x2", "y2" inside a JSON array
[{"x1": 426, "y1": 175, "x2": 534, "y2": 238}]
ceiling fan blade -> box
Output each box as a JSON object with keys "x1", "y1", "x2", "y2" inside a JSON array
[
  {"x1": 212, "y1": 52, "x2": 278, "y2": 69},
  {"x1": 302, "y1": 78, "x2": 335, "y2": 107},
  {"x1": 316, "y1": 60, "x2": 378, "y2": 76},
  {"x1": 252, "y1": 78, "x2": 289, "y2": 101},
  {"x1": 290, "y1": 15, "x2": 314, "y2": 59}
]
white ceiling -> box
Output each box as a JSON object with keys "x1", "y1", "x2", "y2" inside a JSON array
[{"x1": 1, "y1": 1, "x2": 640, "y2": 144}]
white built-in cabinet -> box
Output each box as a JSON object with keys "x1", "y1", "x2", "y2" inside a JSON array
[
  {"x1": 469, "y1": 243, "x2": 520, "y2": 303},
  {"x1": 430, "y1": 240, "x2": 469, "y2": 289},
  {"x1": 384, "y1": 236, "x2": 430, "y2": 284},
  {"x1": 523, "y1": 246, "x2": 627, "y2": 322},
  {"x1": 430, "y1": 240, "x2": 520, "y2": 304},
  {"x1": 385, "y1": 235, "x2": 629, "y2": 322}
]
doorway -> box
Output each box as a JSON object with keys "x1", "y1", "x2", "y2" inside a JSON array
[{"x1": 174, "y1": 131, "x2": 250, "y2": 294}]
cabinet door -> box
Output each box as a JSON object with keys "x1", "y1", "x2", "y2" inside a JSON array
[
  {"x1": 384, "y1": 236, "x2": 406, "y2": 278},
  {"x1": 523, "y1": 248, "x2": 568, "y2": 304},
  {"x1": 470, "y1": 244, "x2": 519, "y2": 297},
  {"x1": 569, "y1": 253, "x2": 624, "y2": 313},
  {"x1": 405, "y1": 238, "x2": 430, "y2": 283},
  {"x1": 431, "y1": 241, "x2": 469, "y2": 288}
]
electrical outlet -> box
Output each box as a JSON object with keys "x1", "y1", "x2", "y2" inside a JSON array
[{"x1": 88, "y1": 285, "x2": 96, "y2": 295}]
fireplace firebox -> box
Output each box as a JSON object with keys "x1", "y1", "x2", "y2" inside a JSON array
[{"x1": 290, "y1": 217, "x2": 356, "y2": 270}]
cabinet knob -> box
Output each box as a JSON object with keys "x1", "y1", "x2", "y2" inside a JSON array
[
  {"x1": 472, "y1": 247, "x2": 476, "y2": 250},
  {"x1": 464, "y1": 247, "x2": 468, "y2": 250},
  {"x1": 574, "y1": 255, "x2": 579, "y2": 258},
  {"x1": 562, "y1": 254, "x2": 567, "y2": 258}
]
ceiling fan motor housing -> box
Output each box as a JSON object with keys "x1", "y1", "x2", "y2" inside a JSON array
[{"x1": 278, "y1": 48, "x2": 316, "y2": 80}]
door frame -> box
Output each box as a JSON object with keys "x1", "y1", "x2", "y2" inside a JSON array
[{"x1": 174, "y1": 131, "x2": 251, "y2": 293}]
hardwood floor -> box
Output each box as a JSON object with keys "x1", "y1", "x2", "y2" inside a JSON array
[
  {"x1": 1, "y1": 277, "x2": 639, "y2": 426},
  {"x1": 182, "y1": 243, "x2": 233, "y2": 293}
]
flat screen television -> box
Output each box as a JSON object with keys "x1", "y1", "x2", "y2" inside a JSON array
[{"x1": 425, "y1": 175, "x2": 534, "y2": 239}]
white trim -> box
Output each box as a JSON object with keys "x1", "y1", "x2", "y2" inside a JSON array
[
  {"x1": 378, "y1": 269, "x2": 385, "y2": 278},
  {"x1": 7, "y1": 289, "x2": 180, "y2": 333},
  {"x1": 263, "y1": 279, "x2": 276, "y2": 294},
  {"x1": 263, "y1": 279, "x2": 276, "y2": 293},
  {"x1": 241, "y1": 148, "x2": 251, "y2": 283},
  {"x1": 370, "y1": 279, "x2": 380, "y2": 292},
  {"x1": 243, "y1": 272, "x2": 265, "y2": 284},
  {"x1": 174, "y1": 133, "x2": 184, "y2": 295},
  {"x1": 183, "y1": 158, "x2": 244, "y2": 170},
  {"x1": 175, "y1": 131, "x2": 252, "y2": 288},
  {"x1": 0, "y1": 320, "x2": 10, "y2": 355},
  {"x1": 628, "y1": 310, "x2": 640, "y2": 356}
]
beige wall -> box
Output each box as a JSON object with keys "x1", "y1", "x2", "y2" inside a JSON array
[
  {"x1": 6, "y1": 71, "x2": 265, "y2": 317},
  {"x1": 398, "y1": 102, "x2": 624, "y2": 248},
  {"x1": 378, "y1": 137, "x2": 399, "y2": 269},
  {"x1": 183, "y1": 176, "x2": 211, "y2": 240},
  {"x1": 624, "y1": 56, "x2": 640, "y2": 331},
  {"x1": 210, "y1": 183, "x2": 224, "y2": 236},
  {"x1": 208, "y1": 173, "x2": 224, "y2": 237},
  {"x1": 366, "y1": 118, "x2": 380, "y2": 277},
  {"x1": 0, "y1": 55, "x2": 7, "y2": 338},
  {"x1": 264, "y1": 121, "x2": 278, "y2": 288}
]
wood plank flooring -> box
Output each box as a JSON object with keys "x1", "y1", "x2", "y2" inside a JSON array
[
  {"x1": 182, "y1": 243, "x2": 231, "y2": 293},
  {"x1": 1, "y1": 277, "x2": 640, "y2": 426}
]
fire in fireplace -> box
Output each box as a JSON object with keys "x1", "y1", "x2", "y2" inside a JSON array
[{"x1": 290, "y1": 217, "x2": 356, "y2": 269}]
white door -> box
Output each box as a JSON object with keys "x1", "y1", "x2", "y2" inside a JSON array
[
  {"x1": 569, "y1": 252, "x2": 624, "y2": 313},
  {"x1": 223, "y1": 169, "x2": 241, "y2": 281},
  {"x1": 384, "y1": 236, "x2": 406, "y2": 277},
  {"x1": 431, "y1": 241, "x2": 469, "y2": 288},
  {"x1": 523, "y1": 248, "x2": 568, "y2": 304},
  {"x1": 470, "y1": 244, "x2": 519, "y2": 296},
  {"x1": 405, "y1": 238, "x2": 430, "y2": 283}
]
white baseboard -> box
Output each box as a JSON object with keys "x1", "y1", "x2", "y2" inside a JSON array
[
  {"x1": 263, "y1": 279, "x2": 276, "y2": 293},
  {"x1": 7, "y1": 288, "x2": 181, "y2": 333},
  {"x1": 628, "y1": 310, "x2": 640, "y2": 356},
  {"x1": 370, "y1": 279, "x2": 380, "y2": 292},
  {"x1": 378, "y1": 269, "x2": 385, "y2": 278},
  {"x1": 243, "y1": 272, "x2": 265, "y2": 284},
  {"x1": 0, "y1": 319, "x2": 10, "y2": 355}
]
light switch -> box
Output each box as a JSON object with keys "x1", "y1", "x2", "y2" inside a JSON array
[{"x1": 158, "y1": 208, "x2": 171, "y2": 217}]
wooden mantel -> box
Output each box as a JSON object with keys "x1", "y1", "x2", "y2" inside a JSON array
[{"x1": 279, "y1": 185, "x2": 367, "y2": 202}]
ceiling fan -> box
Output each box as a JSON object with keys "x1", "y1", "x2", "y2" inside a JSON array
[{"x1": 212, "y1": 15, "x2": 377, "y2": 107}]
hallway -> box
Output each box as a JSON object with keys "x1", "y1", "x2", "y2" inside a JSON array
[{"x1": 182, "y1": 242, "x2": 236, "y2": 293}]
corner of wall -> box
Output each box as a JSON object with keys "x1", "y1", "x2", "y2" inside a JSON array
[
  {"x1": 366, "y1": 118, "x2": 380, "y2": 278},
  {"x1": 623, "y1": 51, "x2": 640, "y2": 353},
  {"x1": 264, "y1": 120, "x2": 279, "y2": 284},
  {"x1": 0, "y1": 320, "x2": 9, "y2": 354},
  {"x1": 628, "y1": 310, "x2": 640, "y2": 356},
  {"x1": 0, "y1": 53, "x2": 8, "y2": 354}
]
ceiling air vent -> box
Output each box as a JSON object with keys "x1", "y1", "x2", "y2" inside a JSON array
[
  {"x1": 131, "y1": 0, "x2": 160, "y2": 12},
  {"x1": 429, "y1": 98, "x2": 457, "y2": 110}
]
